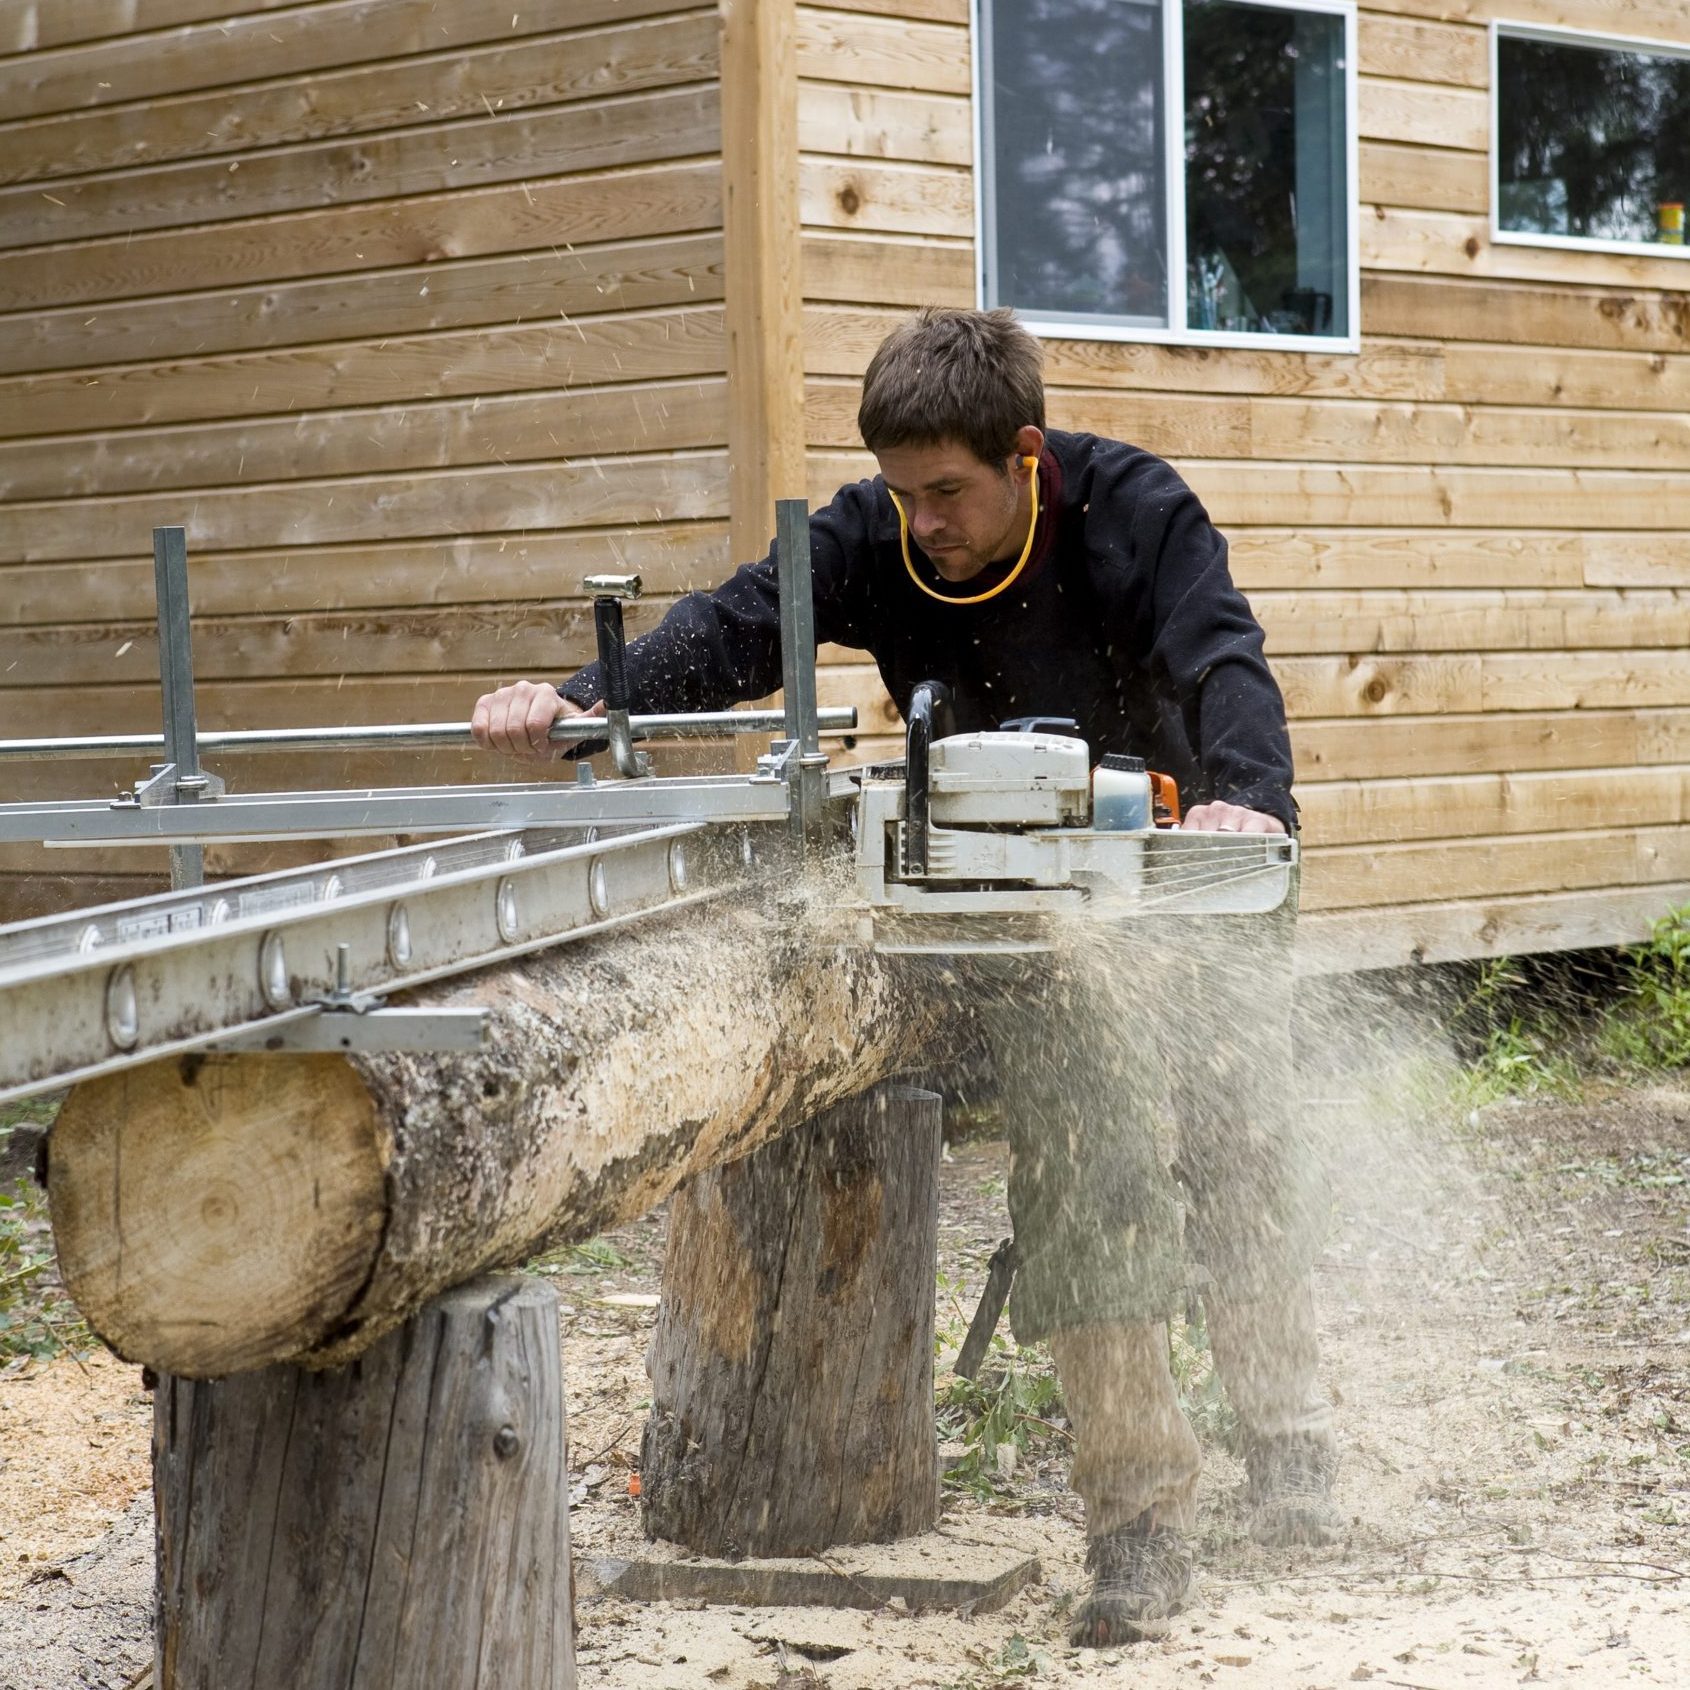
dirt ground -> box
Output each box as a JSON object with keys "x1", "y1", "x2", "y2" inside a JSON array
[{"x1": 2, "y1": 1081, "x2": 1686, "y2": 1690}]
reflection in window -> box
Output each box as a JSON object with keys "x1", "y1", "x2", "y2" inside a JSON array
[
  {"x1": 1185, "y1": 0, "x2": 1348, "y2": 338},
  {"x1": 978, "y1": 0, "x2": 1355, "y2": 343},
  {"x1": 1497, "y1": 32, "x2": 1690, "y2": 248},
  {"x1": 982, "y1": 0, "x2": 1168, "y2": 327}
]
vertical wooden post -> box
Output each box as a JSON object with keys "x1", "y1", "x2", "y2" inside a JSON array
[
  {"x1": 722, "y1": 0, "x2": 806, "y2": 564},
  {"x1": 154, "y1": 1277, "x2": 574, "y2": 1690},
  {"x1": 640, "y1": 1084, "x2": 942, "y2": 1557}
]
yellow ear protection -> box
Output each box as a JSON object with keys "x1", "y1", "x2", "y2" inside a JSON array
[{"x1": 891, "y1": 454, "x2": 1041, "y2": 606}]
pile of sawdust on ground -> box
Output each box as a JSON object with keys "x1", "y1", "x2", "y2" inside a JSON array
[
  {"x1": 0, "y1": 1350, "x2": 150, "y2": 1603},
  {"x1": 2, "y1": 1091, "x2": 1688, "y2": 1690}
]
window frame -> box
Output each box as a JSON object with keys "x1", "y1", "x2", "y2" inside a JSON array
[
  {"x1": 1490, "y1": 18, "x2": 1690, "y2": 265},
  {"x1": 972, "y1": 0, "x2": 1361, "y2": 353}
]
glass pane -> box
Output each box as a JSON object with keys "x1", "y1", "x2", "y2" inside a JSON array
[
  {"x1": 1184, "y1": 0, "x2": 1349, "y2": 338},
  {"x1": 984, "y1": 0, "x2": 1167, "y2": 327},
  {"x1": 1497, "y1": 34, "x2": 1690, "y2": 247}
]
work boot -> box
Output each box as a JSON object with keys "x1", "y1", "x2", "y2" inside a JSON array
[
  {"x1": 1244, "y1": 1434, "x2": 1340, "y2": 1546},
  {"x1": 1068, "y1": 1511, "x2": 1193, "y2": 1647}
]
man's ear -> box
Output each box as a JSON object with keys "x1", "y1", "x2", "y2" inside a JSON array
[{"x1": 1013, "y1": 425, "x2": 1045, "y2": 472}]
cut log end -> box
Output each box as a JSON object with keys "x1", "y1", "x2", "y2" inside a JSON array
[{"x1": 50, "y1": 1052, "x2": 387, "y2": 1376}]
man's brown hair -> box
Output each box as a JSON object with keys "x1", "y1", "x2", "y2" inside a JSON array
[{"x1": 857, "y1": 306, "x2": 1045, "y2": 467}]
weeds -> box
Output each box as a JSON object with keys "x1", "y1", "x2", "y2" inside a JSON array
[
  {"x1": 1, "y1": 1102, "x2": 91, "y2": 1367},
  {"x1": 1600, "y1": 905, "x2": 1690, "y2": 1072},
  {"x1": 1169, "y1": 1304, "x2": 1239, "y2": 1454},
  {"x1": 936, "y1": 1334, "x2": 1066, "y2": 1500},
  {"x1": 1450, "y1": 958, "x2": 1579, "y2": 1103}
]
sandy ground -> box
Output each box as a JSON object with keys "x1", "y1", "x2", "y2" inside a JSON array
[{"x1": 1, "y1": 1084, "x2": 1686, "y2": 1689}]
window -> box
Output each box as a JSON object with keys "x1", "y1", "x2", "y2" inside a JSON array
[
  {"x1": 976, "y1": 0, "x2": 1358, "y2": 348},
  {"x1": 1494, "y1": 24, "x2": 1690, "y2": 258}
]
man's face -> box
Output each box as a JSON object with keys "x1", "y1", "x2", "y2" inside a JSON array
[{"x1": 875, "y1": 429, "x2": 1042, "y2": 583}]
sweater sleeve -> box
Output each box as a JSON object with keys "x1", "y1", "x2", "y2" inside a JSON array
[
  {"x1": 560, "y1": 483, "x2": 877, "y2": 713},
  {"x1": 1125, "y1": 459, "x2": 1298, "y2": 831}
]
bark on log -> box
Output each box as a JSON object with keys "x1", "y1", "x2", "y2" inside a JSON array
[
  {"x1": 154, "y1": 1275, "x2": 573, "y2": 1690},
  {"x1": 640, "y1": 1084, "x2": 942, "y2": 1557},
  {"x1": 46, "y1": 900, "x2": 945, "y2": 1376}
]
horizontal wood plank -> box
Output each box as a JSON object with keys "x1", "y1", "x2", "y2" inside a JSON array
[
  {"x1": 798, "y1": 81, "x2": 971, "y2": 166},
  {"x1": 1181, "y1": 462, "x2": 1690, "y2": 530},
  {"x1": 0, "y1": 159, "x2": 723, "y2": 313},
  {"x1": 1297, "y1": 881, "x2": 1690, "y2": 975},
  {"x1": 0, "y1": 600, "x2": 699, "y2": 687},
  {"x1": 1358, "y1": 74, "x2": 1489, "y2": 152},
  {"x1": 799, "y1": 157, "x2": 972, "y2": 238},
  {"x1": 0, "y1": 377, "x2": 729, "y2": 500},
  {"x1": 0, "y1": 83, "x2": 721, "y2": 251},
  {"x1": 0, "y1": 234, "x2": 726, "y2": 378},
  {"x1": 1258, "y1": 590, "x2": 1690, "y2": 656},
  {"x1": 1359, "y1": 0, "x2": 1690, "y2": 45},
  {"x1": 0, "y1": 0, "x2": 696, "y2": 120},
  {"x1": 0, "y1": 450, "x2": 731, "y2": 563},
  {"x1": 1357, "y1": 14, "x2": 1488, "y2": 88},
  {"x1": 1362, "y1": 273, "x2": 1690, "y2": 354},
  {"x1": 0, "y1": 12, "x2": 720, "y2": 186},
  {"x1": 0, "y1": 0, "x2": 304, "y2": 55},
  {"x1": 1290, "y1": 708, "x2": 1648, "y2": 782},
  {"x1": 1302, "y1": 824, "x2": 1690, "y2": 913},
  {"x1": 0, "y1": 523, "x2": 732, "y2": 624},
  {"x1": 1361, "y1": 141, "x2": 1488, "y2": 214},
  {"x1": 795, "y1": 6, "x2": 969, "y2": 95},
  {"x1": 801, "y1": 230, "x2": 971, "y2": 307},
  {"x1": 1299, "y1": 766, "x2": 1690, "y2": 848},
  {"x1": 1227, "y1": 528, "x2": 1589, "y2": 591},
  {"x1": 0, "y1": 305, "x2": 727, "y2": 439},
  {"x1": 1365, "y1": 206, "x2": 1690, "y2": 292}
]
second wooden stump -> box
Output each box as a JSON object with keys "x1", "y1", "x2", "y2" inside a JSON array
[{"x1": 641, "y1": 1083, "x2": 942, "y2": 1557}]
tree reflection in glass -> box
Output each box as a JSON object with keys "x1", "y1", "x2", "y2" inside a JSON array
[
  {"x1": 1498, "y1": 34, "x2": 1690, "y2": 246},
  {"x1": 1184, "y1": 0, "x2": 1348, "y2": 338},
  {"x1": 984, "y1": 0, "x2": 1167, "y2": 325}
]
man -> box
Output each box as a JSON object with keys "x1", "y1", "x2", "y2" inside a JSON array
[{"x1": 473, "y1": 308, "x2": 1337, "y2": 1646}]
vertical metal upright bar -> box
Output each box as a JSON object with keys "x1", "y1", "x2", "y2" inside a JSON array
[
  {"x1": 775, "y1": 498, "x2": 826, "y2": 843},
  {"x1": 153, "y1": 526, "x2": 205, "y2": 888}
]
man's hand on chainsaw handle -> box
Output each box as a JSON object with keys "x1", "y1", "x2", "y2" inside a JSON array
[
  {"x1": 1182, "y1": 801, "x2": 1287, "y2": 836},
  {"x1": 471, "y1": 681, "x2": 604, "y2": 760}
]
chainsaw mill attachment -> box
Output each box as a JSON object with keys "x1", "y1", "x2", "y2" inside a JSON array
[{"x1": 0, "y1": 515, "x2": 1293, "y2": 1104}]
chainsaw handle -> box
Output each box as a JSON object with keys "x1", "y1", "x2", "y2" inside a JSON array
[{"x1": 903, "y1": 680, "x2": 954, "y2": 878}]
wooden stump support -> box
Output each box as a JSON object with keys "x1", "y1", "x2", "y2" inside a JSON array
[
  {"x1": 640, "y1": 1081, "x2": 942, "y2": 1558},
  {"x1": 153, "y1": 1275, "x2": 574, "y2": 1690}
]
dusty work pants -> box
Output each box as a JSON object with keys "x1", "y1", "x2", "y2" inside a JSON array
[
  {"x1": 966, "y1": 875, "x2": 1332, "y2": 1533},
  {"x1": 1049, "y1": 1287, "x2": 1334, "y2": 1534}
]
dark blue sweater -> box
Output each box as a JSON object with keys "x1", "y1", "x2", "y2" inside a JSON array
[{"x1": 562, "y1": 430, "x2": 1296, "y2": 830}]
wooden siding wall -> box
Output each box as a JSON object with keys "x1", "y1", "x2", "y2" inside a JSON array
[
  {"x1": 0, "y1": 0, "x2": 728, "y2": 919},
  {"x1": 796, "y1": 0, "x2": 1690, "y2": 970}
]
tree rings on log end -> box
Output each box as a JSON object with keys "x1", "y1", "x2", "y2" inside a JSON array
[{"x1": 49, "y1": 1053, "x2": 387, "y2": 1377}]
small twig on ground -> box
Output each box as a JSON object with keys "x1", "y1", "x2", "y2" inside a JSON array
[
  {"x1": 0, "y1": 1258, "x2": 51, "y2": 1292},
  {"x1": 808, "y1": 1550, "x2": 889, "y2": 1610},
  {"x1": 576, "y1": 1420, "x2": 634, "y2": 1469},
  {"x1": 1016, "y1": 1413, "x2": 1075, "y2": 1442},
  {"x1": 32, "y1": 1309, "x2": 91, "y2": 1380}
]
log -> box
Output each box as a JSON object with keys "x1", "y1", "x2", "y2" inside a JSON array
[
  {"x1": 640, "y1": 1083, "x2": 941, "y2": 1557},
  {"x1": 154, "y1": 1275, "x2": 573, "y2": 1690},
  {"x1": 46, "y1": 901, "x2": 944, "y2": 1376}
]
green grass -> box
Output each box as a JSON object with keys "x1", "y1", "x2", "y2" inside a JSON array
[{"x1": 1, "y1": 1097, "x2": 92, "y2": 1367}]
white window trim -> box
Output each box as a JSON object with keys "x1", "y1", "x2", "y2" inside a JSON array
[
  {"x1": 972, "y1": 0, "x2": 1361, "y2": 353},
  {"x1": 1490, "y1": 18, "x2": 1690, "y2": 264}
]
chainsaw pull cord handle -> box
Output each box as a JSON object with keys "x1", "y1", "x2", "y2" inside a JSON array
[{"x1": 904, "y1": 679, "x2": 954, "y2": 878}]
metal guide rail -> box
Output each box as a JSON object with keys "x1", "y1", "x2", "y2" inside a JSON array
[
  {"x1": 0, "y1": 500, "x2": 844, "y2": 1103},
  {"x1": 0, "y1": 822, "x2": 758, "y2": 1107}
]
